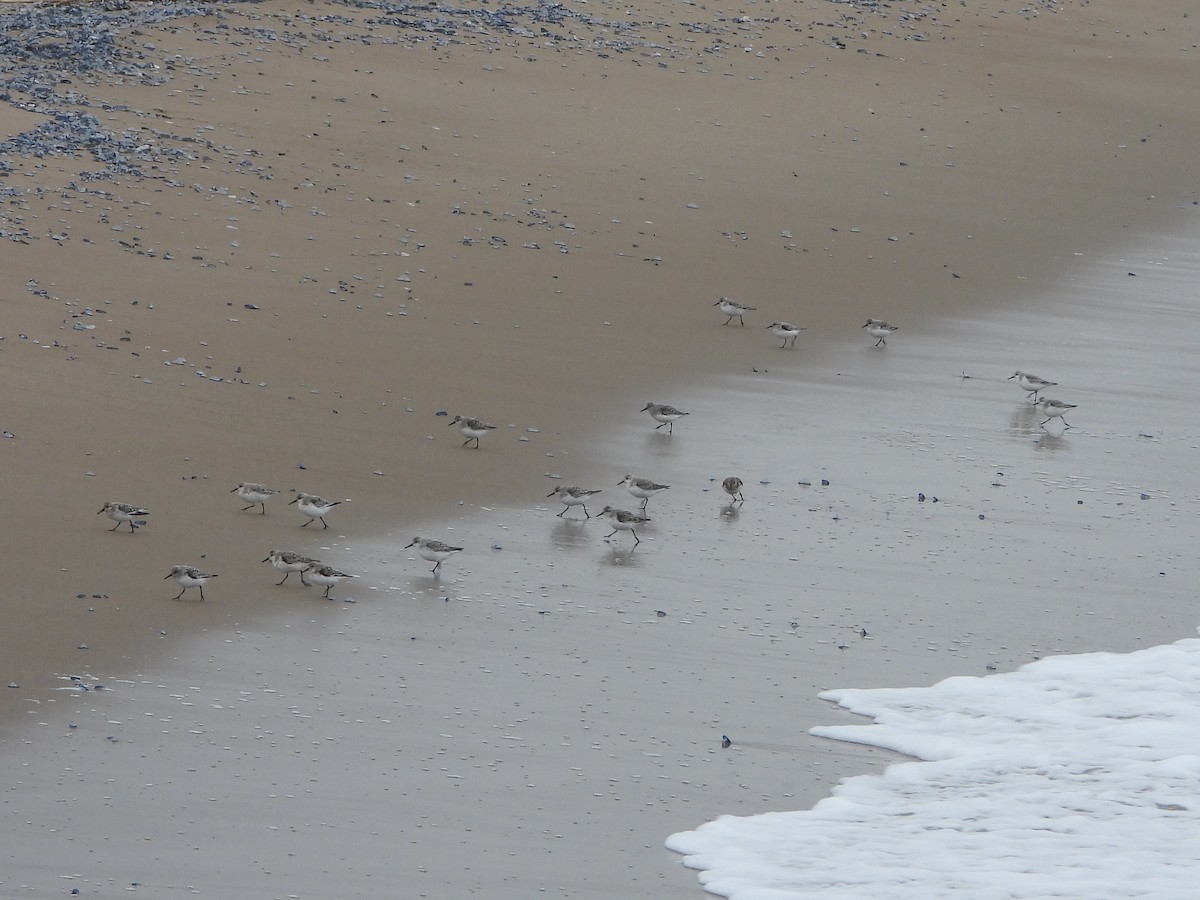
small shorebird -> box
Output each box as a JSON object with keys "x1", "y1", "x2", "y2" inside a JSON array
[
  {"x1": 289, "y1": 492, "x2": 340, "y2": 529},
  {"x1": 449, "y1": 414, "x2": 498, "y2": 449},
  {"x1": 165, "y1": 565, "x2": 217, "y2": 601},
  {"x1": 98, "y1": 501, "x2": 149, "y2": 533},
  {"x1": 230, "y1": 482, "x2": 278, "y2": 514},
  {"x1": 1008, "y1": 371, "x2": 1057, "y2": 403},
  {"x1": 1036, "y1": 398, "x2": 1076, "y2": 429},
  {"x1": 547, "y1": 485, "x2": 603, "y2": 518},
  {"x1": 641, "y1": 402, "x2": 689, "y2": 434},
  {"x1": 766, "y1": 321, "x2": 805, "y2": 349},
  {"x1": 262, "y1": 549, "x2": 320, "y2": 585},
  {"x1": 599, "y1": 506, "x2": 651, "y2": 546},
  {"x1": 862, "y1": 318, "x2": 898, "y2": 347},
  {"x1": 405, "y1": 536, "x2": 464, "y2": 575},
  {"x1": 722, "y1": 476, "x2": 745, "y2": 503},
  {"x1": 306, "y1": 564, "x2": 355, "y2": 599},
  {"x1": 618, "y1": 474, "x2": 670, "y2": 510},
  {"x1": 713, "y1": 297, "x2": 756, "y2": 326}
]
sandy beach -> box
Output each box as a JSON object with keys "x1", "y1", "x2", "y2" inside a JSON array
[{"x1": 2, "y1": 0, "x2": 1198, "y2": 895}]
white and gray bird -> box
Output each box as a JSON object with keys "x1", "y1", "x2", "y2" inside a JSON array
[
  {"x1": 1036, "y1": 398, "x2": 1077, "y2": 429},
  {"x1": 862, "y1": 318, "x2": 898, "y2": 346},
  {"x1": 405, "y1": 536, "x2": 464, "y2": 575},
  {"x1": 165, "y1": 565, "x2": 217, "y2": 601},
  {"x1": 289, "y1": 492, "x2": 341, "y2": 529},
  {"x1": 1008, "y1": 371, "x2": 1057, "y2": 403},
  {"x1": 262, "y1": 549, "x2": 320, "y2": 585},
  {"x1": 766, "y1": 321, "x2": 805, "y2": 349},
  {"x1": 618, "y1": 474, "x2": 670, "y2": 510},
  {"x1": 722, "y1": 476, "x2": 745, "y2": 503},
  {"x1": 98, "y1": 501, "x2": 149, "y2": 533},
  {"x1": 641, "y1": 402, "x2": 689, "y2": 434},
  {"x1": 599, "y1": 506, "x2": 651, "y2": 546},
  {"x1": 547, "y1": 485, "x2": 603, "y2": 518},
  {"x1": 231, "y1": 482, "x2": 278, "y2": 514},
  {"x1": 713, "y1": 297, "x2": 756, "y2": 326},
  {"x1": 306, "y1": 564, "x2": 355, "y2": 599},
  {"x1": 449, "y1": 415, "x2": 498, "y2": 449}
]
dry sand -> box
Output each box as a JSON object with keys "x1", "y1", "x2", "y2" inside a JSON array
[{"x1": 2, "y1": 0, "x2": 1198, "y2": 895}]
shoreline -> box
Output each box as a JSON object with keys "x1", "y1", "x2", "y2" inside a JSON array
[{"x1": 2, "y1": 0, "x2": 1199, "y2": 895}]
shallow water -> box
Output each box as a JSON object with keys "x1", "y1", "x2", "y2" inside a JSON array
[{"x1": 4, "y1": 224, "x2": 1198, "y2": 897}]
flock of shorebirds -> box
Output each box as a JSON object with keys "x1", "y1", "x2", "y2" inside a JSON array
[{"x1": 104, "y1": 301, "x2": 1075, "y2": 601}]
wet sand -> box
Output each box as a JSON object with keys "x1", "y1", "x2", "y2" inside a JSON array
[{"x1": 2, "y1": 0, "x2": 1198, "y2": 895}]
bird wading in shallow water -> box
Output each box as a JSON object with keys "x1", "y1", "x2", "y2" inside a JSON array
[
  {"x1": 1036, "y1": 398, "x2": 1076, "y2": 429},
  {"x1": 722, "y1": 476, "x2": 745, "y2": 503},
  {"x1": 641, "y1": 402, "x2": 689, "y2": 434},
  {"x1": 547, "y1": 485, "x2": 603, "y2": 519},
  {"x1": 405, "y1": 536, "x2": 464, "y2": 575},
  {"x1": 862, "y1": 318, "x2": 898, "y2": 347},
  {"x1": 599, "y1": 506, "x2": 651, "y2": 546},
  {"x1": 1008, "y1": 371, "x2": 1057, "y2": 403},
  {"x1": 617, "y1": 474, "x2": 670, "y2": 510}
]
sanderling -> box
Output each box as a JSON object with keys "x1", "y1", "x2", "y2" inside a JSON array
[
  {"x1": 289, "y1": 492, "x2": 341, "y2": 529},
  {"x1": 766, "y1": 321, "x2": 805, "y2": 349},
  {"x1": 306, "y1": 564, "x2": 355, "y2": 599},
  {"x1": 713, "y1": 297, "x2": 756, "y2": 326},
  {"x1": 547, "y1": 485, "x2": 603, "y2": 518},
  {"x1": 641, "y1": 402, "x2": 689, "y2": 434},
  {"x1": 862, "y1": 318, "x2": 898, "y2": 346},
  {"x1": 230, "y1": 482, "x2": 278, "y2": 514},
  {"x1": 1008, "y1": 371, "x2": 1057, "y2": 402},
  {"x1": 262, "y1": 549, "x2": 320, "y2": 585},
  {"x1": 722, "y1": 476, "x2": 745, "y2": 503},
  {"x1": 599, "y1": 506, "x2": 651, "y2": 545},
  {"x1": 1036, "y1": 398, "x2": 1076, "y2": 428},
  {"x1": 165, "y1": 565, "x2": 217, "y2": 601},
  {"x1": 618, "y1": 474, "x2": 670, "y2": 510},
  {"x1": 449, "y1": 415, "x2": 498, "y2": 449},
  {"x1": 405, "y1": 536, "x2": 464, "y2": 574},
  {"x1": 97, "y1": 501, "x2": 149, "y2": 532}
]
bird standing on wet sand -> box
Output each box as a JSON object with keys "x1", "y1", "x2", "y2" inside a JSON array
[
  {"x1": 1008, "y1": 371, "x2": 1057, "y2": 403},
  {"x1": 231, "y1": 482, "x2": 278, "y2": 514},
  {"x1": 862, "y1": 318, "x2": 898, "y2": 346},
  {"x1": 98, "y1": 501, "x2": 149, "y2": 532},
  {"x1": 263, "y1": 549, "x2": 320, "y2": 585},
  {"x1": 165, "y1": 565, "x2": 217, "y2": 601},
  {"x1": 405, "y1": 536, "x2": 464, "y2": 574},
  {"x1": 1036, "y1": 398, "x2": 1077, "y2": 429},
  {"x1": 641, "y1": 402, "x2": 689, "y2": 434},
  {"x1": 599, "y1": 506, "x2": 651, "y2": 545},
  {"x1": 547, "y1": 485, "x2": 603, "y2": 518},
  {"x1": 306, "y1": 564, "x2": 355, "y2": 599},
  {"x1": 722, "y1": 476, "x2": 745, "y2": 503},
  {"x1": 449, "y1": 414, "x2": 498, "y2": 448},
  {"x1": 766, "y1": 321, "x2": 805, "y2": 349},
  {"x1": 713, "y1": 297, "x2": 756, "y2": 326},
  {"x1": 289, "y1": 492, "x2": 340, "y2": 529},
  {"x1": 618, "y1": 474, "x2": 670, "y2": 510}
]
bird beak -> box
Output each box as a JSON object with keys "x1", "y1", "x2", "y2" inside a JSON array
[
  {"x1": 546, "y1": 489, "x2": 557, "y2": 497},
  {"x1": 163, "y1": 573, "x2": 172, "y2": 580},
  {"x1": 96, "y1": 507, "x2": 104, "y2": 514},
  {"x1": 229, "y1": 486, "x2": 238, "y2": 493},
  {"x1": 261, "y1": 556, "x2": 271, "y2": 563},
  {"x1": 288, "y1": 497, "x2": 298, "y2": 505}
]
